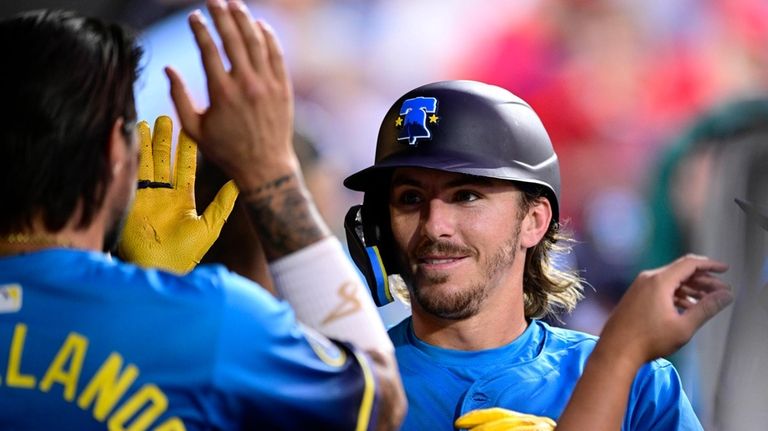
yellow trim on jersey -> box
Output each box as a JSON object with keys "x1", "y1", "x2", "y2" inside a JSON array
[
  {"x1": 352, "y1": 350, "x2": 376, "y2": 431},
  {"x1": 302, "y1": 324, "x2": 349, "y2": 368},
  {"x1": 307, "y1": 338, "x2": 348, "y2": 368}
]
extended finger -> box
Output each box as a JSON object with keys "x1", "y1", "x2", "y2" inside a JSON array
[
  {"x1": 681, "y1": 287, "x2": 734, "y2": 332},
  {"x1": 189, "y1": 9, "x2": 228, "y2": 93},
  {"x1": 166, "y1": 67, "x2": 202, "y2": 141},
  {"x1": 259, "y1": 20, "x2": 288, "y2": 82},
  {"x1": 208, "y1": 0, "x2": 251, "y2": 75},
  {"x1": 675, "y1": 285, "x2": 705, "y2": 301},
  {"x1": 201, "y1": 180, "x2": 239, "y2": 232},
  {"x1": 174, "y1": 130, "x2": 198, "y2": 190},
  {"x1": 230, "y1": 1, "x2": 267, "y2": 73},
  {"x1": 684, "y1": 272, "x2": 729, "y2": 295},
  {"x1": 659, "y1": 255, "x2": 729, "y2": 290},
  {"x1": 151, "y1": 116, "x2": 174, "y2": 183},
  {"x1": 137, "y1": 121, "x2": 154, "y2": 181},
  {"x1": 674, "y1": 296, "x2": 695, "y2": 310}
]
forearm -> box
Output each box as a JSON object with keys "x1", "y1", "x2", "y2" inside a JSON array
[
  {"x1": 237, "y1": 167, "x2": 393, "y2": 351},
  {"x1": 268, "y1": 235, "x2": 394, "y2": 351},
  {"x1": 556, "y1": 255, "x2": 733, "y2": 430},
  {"x1": 239, "y1": 170, "x2": 330, "y2": 261},
  {"x1": 556, "y1": 341, "x2": 643, "y2": 430},
  {"x1": 243, "y1": 168, "x2": 402, "y2": 423}
]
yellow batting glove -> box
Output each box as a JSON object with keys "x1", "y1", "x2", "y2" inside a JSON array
[
  {"x1": 455, "y1": 407, "x2": 557, "y2": 431},
  {"x1": 118, "y1": 116, "x2": 239, "y2": 274}
]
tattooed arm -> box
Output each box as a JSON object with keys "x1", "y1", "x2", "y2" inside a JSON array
[
  {"x1": 166, "y1": 2, "x2": 405, "y2": 429},
  {"x1": 239, "y1": 173, "x2": 328, "y2": 259}
]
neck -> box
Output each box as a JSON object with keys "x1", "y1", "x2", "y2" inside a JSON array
[
  {"x1": 0, "y1": 215, "x2": 106, "y2": 256},
  {"x1": 410, "y1": 283, "x2": 528, "y2": 351}
]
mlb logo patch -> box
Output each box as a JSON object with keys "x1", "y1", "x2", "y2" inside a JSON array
[
  {"x1": 302, "y1": 324, "x2": 347, "y2": 367},
  {"x1": 0, "y1": 284, "x2": 22, "y2": 313}
]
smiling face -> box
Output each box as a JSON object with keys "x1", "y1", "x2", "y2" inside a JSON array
[{"x1": 388, "y1": 167, "x2": 528, "y2": 320}]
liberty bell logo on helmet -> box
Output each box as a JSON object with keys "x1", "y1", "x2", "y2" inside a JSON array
[{"x1": 396, "y1": 97, "x2": 439, "y2": 146}]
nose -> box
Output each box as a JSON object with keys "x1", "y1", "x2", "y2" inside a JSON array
[{"x1": 421, "y1": 198, "x2": 455, "y2": 240}]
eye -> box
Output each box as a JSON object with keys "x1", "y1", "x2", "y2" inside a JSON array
[
  {"x1": 454, "y1": 190, "x2": 480, "y2": 202},
  {"x1": 392, "y1": 189, "x2": 423, "y2": 206}
]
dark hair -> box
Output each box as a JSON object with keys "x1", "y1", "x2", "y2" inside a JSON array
[
  {"x1": 518, "y1": 187, "x2": 584, "y2": 319},
  {"x1": 0, "y1": 10, "x2": 143, "y2": 235}
]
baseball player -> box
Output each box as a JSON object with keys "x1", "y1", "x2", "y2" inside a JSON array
[
  {"x1": 343, "y1": 80, "x2": 731, "y2": 430},
  {"x1": 0, "y1": 2, "x2": 404, "y2": 429}
]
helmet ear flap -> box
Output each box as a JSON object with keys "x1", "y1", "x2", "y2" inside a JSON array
[{"x1": 344, "y1": 196, "x2": 396, "y2": 306}]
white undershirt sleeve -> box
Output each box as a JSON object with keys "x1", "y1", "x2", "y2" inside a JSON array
[{"x1": 269, "y1": 236, "x2": 394, "y2": 352}]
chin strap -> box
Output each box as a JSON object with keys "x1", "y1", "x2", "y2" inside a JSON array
[{"x1": 344, "y1": 205, "x2": 394, "y2": 306}]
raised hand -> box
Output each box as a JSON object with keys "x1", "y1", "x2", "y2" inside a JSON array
[
  {"x1": 118, "y1": 116, "x2": 238, "y2": 273},
  {"x1": 165, "y1": 0, "x2": 328, "y2": 260},
  {"x1": 555, "y1": 254, "x2": 733, "y2": 431},
  {"x1": 599, "y1": 254, "x2": 733, "y2": 365},
  {"x1": 165, "y1": 0, "x2": 298, "y2": 192}
]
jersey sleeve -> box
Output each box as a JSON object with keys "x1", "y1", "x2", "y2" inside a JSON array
[
  {"x1": 207, "y1": 269, "x2": 379, "y2": 431},
  {"x1": 625, "y1": 359, "x2": 703, "y2": 431}
]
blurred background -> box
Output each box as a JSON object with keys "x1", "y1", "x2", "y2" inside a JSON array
[{"x1": 3, "y1": 0, "x2": 767, "y2": 428}]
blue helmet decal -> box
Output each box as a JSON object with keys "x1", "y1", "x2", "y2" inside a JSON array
[{"x1": 396, "y1": 96, "x2": 438, "y2": 146}]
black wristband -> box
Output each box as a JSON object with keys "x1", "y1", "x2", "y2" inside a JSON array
[{"x1": 137, "y1": 180, "x2": 173, "y2": 189}]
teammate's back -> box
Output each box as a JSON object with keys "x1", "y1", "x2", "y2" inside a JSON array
[{"x1": 0, "y1": 250, "x2": 375, "y2": 429}]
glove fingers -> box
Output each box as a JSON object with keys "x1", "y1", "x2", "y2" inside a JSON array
[
  {"x1": 456, "y1": 408, "x2": 523, "y2": 427},
  {"x1": 151, "y1": 116, "x2": 174, "y2": 184},
  {"x1": 174, "y1": 130, "x2": 198, "y2": 190},
  {"x1": 456, "y1": 408, "x2": 556, "y2": 430},
  {"x1": 137, "y1": 121, "x2": 154, "y2": 181},
  {"x1": 463, "y1": 419, "x2": 555, "y2": 431},
  {"x1": 201, "y1": 179, "x2": 239, "y2": 233}
]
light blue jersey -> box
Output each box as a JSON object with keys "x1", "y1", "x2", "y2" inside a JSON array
[
  {"x1": 391, "y1": 318, "x2": 702, "y2": 431},
  {"x1": 0, "y1": 249, "x2": 377, "y2": 430}
]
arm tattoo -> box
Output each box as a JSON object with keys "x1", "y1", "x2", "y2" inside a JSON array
[{"x1": 242, "y1": 172, "x2": 329, "y2": 260}]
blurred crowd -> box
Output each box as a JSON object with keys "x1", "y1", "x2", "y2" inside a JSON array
[{"x1": 130, "y1": 0, "x2": 768, "y2": 331}]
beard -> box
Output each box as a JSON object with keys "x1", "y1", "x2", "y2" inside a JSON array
[
  {"x1": 103, "y1": 179, "x2": 135, "y2": 254},
  {"x1": 103, "y1": 206, "x2": 129, "y2": 253},
  {"x1": 401, "y1": 222, "x2": 522, "y2": 320}
]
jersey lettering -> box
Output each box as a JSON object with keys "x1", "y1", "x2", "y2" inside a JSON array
[
  {"x1": 108, "y1": 384, "x2": 168, "y2": 431},
  {"x1": 1, "y1": 322, "x2": 186, "y2": 430},
  {"x1": 6, "y1": 322, "x2": 36, "y2": 388},
  {"x1": 39, "y1": 331, "x2": 88, "y2": 401},
  {"x1": 77, "y1": 352, "x2": 139, "y2": 421}
]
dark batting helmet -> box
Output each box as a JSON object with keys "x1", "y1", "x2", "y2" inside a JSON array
[{"x1": 343, "y1": 80, "x2": 561, "y2": 305}]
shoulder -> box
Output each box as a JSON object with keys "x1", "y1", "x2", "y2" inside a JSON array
[
  {"x1": 633, "y1": 356, "x2": 683, "y2": 389},
  {"x1": 183, "y1": 264, "x2": 291, "y2": 328},
  {"x1": 535, "y1": 320, "x2": 599, "y2": 351},
  {"x1": 114, "y1": 262, "x2": 287, "y2": 331},
  {"x1": 625, "y1": 358, "x2": 700, "y2": 429},
  {"x1": 134, "y1": 263, "x2": 274, "y2": 305}
]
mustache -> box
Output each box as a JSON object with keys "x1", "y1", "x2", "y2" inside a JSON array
[{"x1": 414, "y1": 240, "x2": 474, "y2": 257}]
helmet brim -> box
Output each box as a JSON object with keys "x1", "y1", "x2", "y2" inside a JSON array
[{"x1": 344, "y1": 153, "x2": 561, "y2": 222}]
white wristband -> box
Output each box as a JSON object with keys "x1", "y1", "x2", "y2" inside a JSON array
[{"x1": 269, "y1": 237, "x2": 394, "y2": 352}]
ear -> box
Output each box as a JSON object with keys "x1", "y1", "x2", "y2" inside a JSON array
[
  {"x1": 108, "y1": 118, "x2": 131, "y2": 176},
  {"x1": 519, "y1": 197, "x2": 552, "y2": 248}
]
